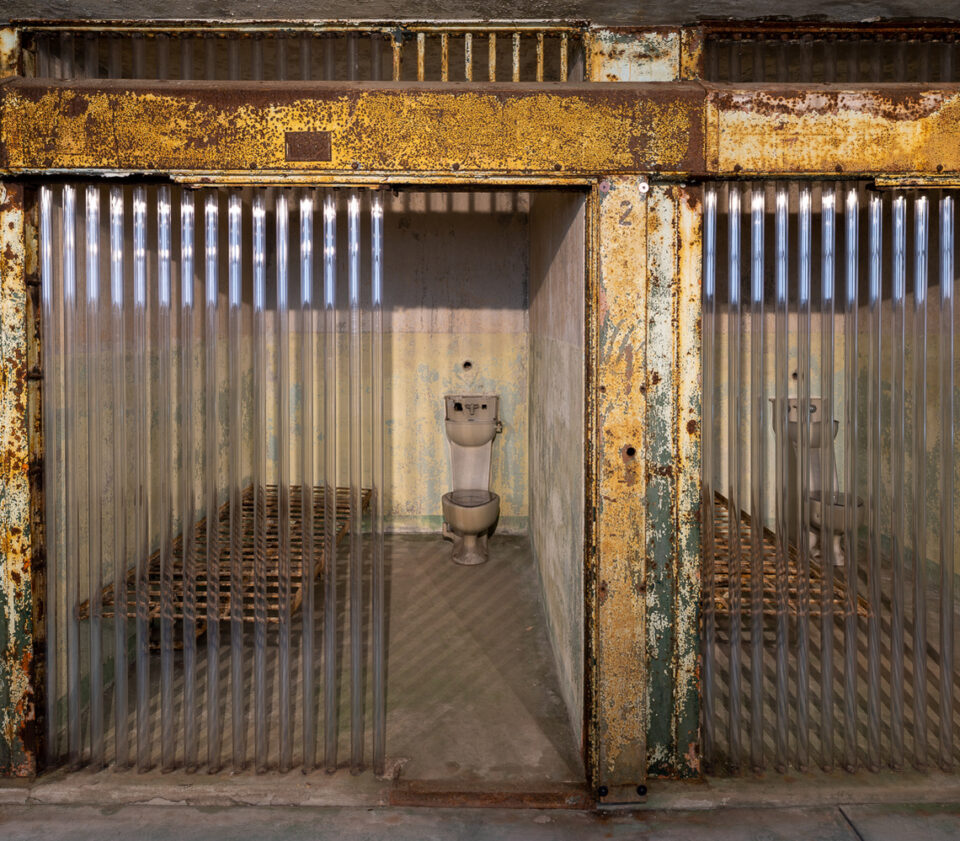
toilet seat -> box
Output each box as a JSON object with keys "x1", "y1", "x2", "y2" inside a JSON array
[{"x1": 447, "y1": 489, "x2": 496, "y2": 508}]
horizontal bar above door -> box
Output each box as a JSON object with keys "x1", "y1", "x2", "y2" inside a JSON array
[{"x1": 0, "y1": 78, "x2": 705, "y2": 176}]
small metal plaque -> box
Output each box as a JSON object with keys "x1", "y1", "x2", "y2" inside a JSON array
[{"x1": 285, "y1": 131, "x2": 332, "y2": 162}]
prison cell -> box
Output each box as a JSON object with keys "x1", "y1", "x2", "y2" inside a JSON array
[
  {"x1": 39, "y1": 185, "x2": 386, "y2": 772},
  {"x1": 702, "y1": 182, "x2": 959, "y2": 773}
]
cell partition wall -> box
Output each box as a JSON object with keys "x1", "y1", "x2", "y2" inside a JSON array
[
  {"x1": 38, "y1": 184, "x2": 386, "y2": 773},
  {"x1": 702, "y1": 182, "x2": 959, "y2": 773}
]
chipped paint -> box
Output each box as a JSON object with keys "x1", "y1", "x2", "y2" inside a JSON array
[
  {"x1": 0, "y1": 181, "x2": 35, "y2": 776},
  {"x1": 673, "y1": 186, "x2": 702, "y2": 777},
  {"x1": 643, "y1": 186, "x2": 678, "y2": 777},
  {"x1": 679, "y1": 28, "x2": 704, "y2": 81},
  {"x1": 706, "y1": 86, "x2": 960, "y2": 175},
  {"x1": 593, "y1": 177, "x2": 648, "y2": 798},
  {"x1": 585, "y1": 28, "x2": 680, "y2": 83},
  {"x1": 0, "y1": 79, "x2": 705, "y2": 177},
  {"x1": 0, "y1": 29, "x2": 20, "y2": 78}
]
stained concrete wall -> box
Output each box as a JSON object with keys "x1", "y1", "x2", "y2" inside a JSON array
[
  {"x1": 529, "y1": 191, "x2": 586, "y2": 745},
  {"x1": 383, "y1": 191, "x2": 529, "y2": 533}
]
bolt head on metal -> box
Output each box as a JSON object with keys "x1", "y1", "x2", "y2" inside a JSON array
[{"x1": 638, "y1": 179, "x2": 650, "y2": 195}]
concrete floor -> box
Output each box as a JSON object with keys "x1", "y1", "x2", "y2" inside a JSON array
[
  {"x1": 35, "y1": 534, "x2": 583, "y2": 800},
  {"x1": 2, "y1": 801, "x2": 960, "y2": 841}
]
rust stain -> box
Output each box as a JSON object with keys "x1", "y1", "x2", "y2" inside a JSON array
[
  {"x1": 0, "y1": 181, "x2": 36, "y2": 776},
  {"x1": 1, "y1": 79, "x2": 705, "y2": 176},
  {"x1": 706, "y1": 85, "x2": 960, "y2": 175}
]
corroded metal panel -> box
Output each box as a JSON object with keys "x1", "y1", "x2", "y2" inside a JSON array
[
  {"x1": 674, "y1": 186, "x2": 702, "y2": 777},
  {"x1": 0, "y1": 29, "x2": 20, "y2": 78},
  {"x1": 0, "y1": 182, "x2": 35, "y2": 776},
  {"x1": 585, "y1": 28, "x2": 680, "y2": 82},
  {"x1": 591, "y1": 181, "x2": 702, "y2": 793},
  {"x1": 0, "y1": 80, "x2": 705, "y2": 177},
  {"x1": 593, "y1": 176, "x2": 648, "y2": 801},
  {"x1": 679, "y1": 28, "x2": 704, "y2": 81},
  {"x1": 706, "y1": 86, "x2": 960, "y2": 175}
]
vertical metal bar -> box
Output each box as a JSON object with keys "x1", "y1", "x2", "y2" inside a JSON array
[
  {"x1": 774, "y1": 184, "x2": 789, "y2": 771},
  {"x1": 156, "y1": 36, "x2": 171, "y2": 81},
  {"x1": 371, "y1": 193, "x2": 385, "y2": 776},
  {"x1": 371, "y1": 34, "x2": 383, "y2": 81},
  {"x1": 512, "y1": 32, "x2": 520, "y2": 81},
  {"x1": 939, "y1": 193, "x2": 955, "y2": 771},
  {"x1": 63, "y1": 184, "x2": 80, "y2": 768},
  {"x1": 912, "y1": 194, "x2": 929, "y2": 768},
  {"x1": 842, "y1": 187, "x2": 859, "y2": 772},
  {"x1": 348, "y1": 191, "x2": 363, "y2": 773},
  {"x1": 536, "y1": 32, "x2": 544, "y2": 81},
  {"x1": 820, "y1": 185, "x2": 836, "y2": 770},
  {"x1": 866, "y1": 193, "x2": 883, "y2": 771},
  {"x1": 180, "y1": 37, "x2": 193, "y2": 80},
  {"x1": 107, "y1": 36, "x2": 120, "y2": 79},
  {"x1": 416, "y1": 33, "x2": 425, "y2": 81},
  {"x1": 347, "y1": 34, "x2": 358, "y2": 81},
  {"x1": 560, "y1": 32, "x2": 568, "y2": 82},
  {"x1": 204, "y1": 191, "x2": 221, "y2": 771},
  {"x1": 40, "y1": 187, "x2": 59, "y2": 765},
  {"x1": 942, "y1": 40, "x2": 954, "y2": 83},
  {"x1": 797, "y1": 183, "x2": 813, "y2": 771},
  {"x1": 109, "y1": 186, "x2": 128, "y2": 768},
  {"x1": 702, "y1": 187, "x2": 717, "y2": 767},
  {"x1": 228, "y1": 39, "x2": 240, "y2": 79},
  {"x1": 464, "y1": 32, "x2": 473, "y2": 81},
  {"x1": 727, "y1": 185, "x2": 743, "y2": 771},
  {"x1": 753, "y1": 38, "x2": 765, "y2": 82},
  {"x1": 252, "y1": 192, "x2": 268, "y2": 773},
  {"x1": 228, "y1": 193, "x2": 245, "y2": 771},
  {"x1": 324, "y1": 35, "x2": 335, "y2": 81},
  {"x1": 251, "y1": 38, "x2": 263, "y2": 81},
  {"x1": 180, "y1": 190, "x2": 198, "y2": 771},
  {"x1": 274, "y1": 35, "x2": 287, "y2": 82},
  {"x1": 322, "y1": 192, "x2": 339, "y2": 772},
  {"x1": 891, "y1": 192, "x2": 907, "y2": 769},
  {"x1": 132, "y1": 186, "x2": 150, "y2": 772},
  {"x1": 204, "y1": 35, "x2": 216, "y2": 81},
  {"x1": 749, "y1": 185, "x2": 765, "y2": 771},
  {"x1": 85, "y1": 185, "x2": 105, "y2": 770},
  {"x1": 132, "y1": 35, "x2": 145, "y2": 79},
  {"x1": 440, "y1": 33, "x2": 449, "y2": 81},
  {"x1": 83, "y1": 35, "x2": 98, "y2": 79},
  {"x1": 300, "y1": 192, "x2": 316, "y2": 771},
  {"x1": 276, "y1": 35, "x2": 288, "y2": 81},
  {"x1": 488, "y1": 33, "x2": 496, "y2": 81},
  {"x1": 391, "y1": 33, "x2": 401, "y2": 81},
  {"x1": 277, "y1": 191, "x2": 293, "y2": 773},
  {"x1": 298, "y1": 35, "x2": 310, "y2": 81},
  {"x1": 59, "y1": 32, "x2": 74, "y2": 79},
  {"x1": 157, "y1": 186, "x2": 174, "y2": 773}
]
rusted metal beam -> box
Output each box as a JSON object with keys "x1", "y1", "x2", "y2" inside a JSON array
[
  {"x1": 592, "y1": 176, "x2": 649, "y2": 803},
  {"x1": 0, "y1": 78, "x2": 706, "y2": 177},
  {"x1": 0, "y1": 29, "x2": 20, "y2": 78},
  {"x1": 0, "y1": 181, "x2": 36, "y2": 776},
  {"x1": 705, "y1": 84, "x2": 960, "y2": 176}
]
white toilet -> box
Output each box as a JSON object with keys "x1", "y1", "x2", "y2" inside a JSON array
[{"x1": 441, "y1": 394, "x2": 501, "y2": 565}]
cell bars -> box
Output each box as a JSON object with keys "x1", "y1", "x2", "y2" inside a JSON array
[
  {"x1": 27, "y1": 27, "x2": 584, "y2": 83},
  {"x1": 39, "y1": 185, "x2": 386, "y2": 774},
  {"x1": 702, "y1": 183, "x2": 958, "y2": 774}
]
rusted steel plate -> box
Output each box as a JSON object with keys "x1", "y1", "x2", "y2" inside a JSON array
[
  {"x1": 706, "y1": 85, "x2": 960, "y2": 175},
  {"x1": 593, "y1": 176, "x2": 649, "y2": 799},
  {"x1": 0, "y1": 181, "x2": 35, "y2": 776},
  {"x1": 0, "y1": 79, "x2": 705, "y2": 176}
]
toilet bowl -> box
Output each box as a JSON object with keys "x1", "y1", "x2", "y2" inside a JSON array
[{"x1": 442, "y1": 395, "x2": 501, "y2": 565}]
